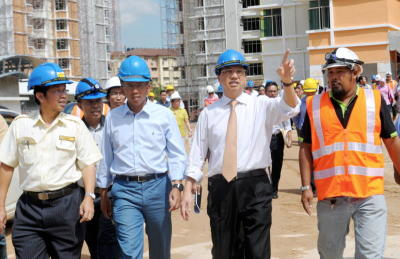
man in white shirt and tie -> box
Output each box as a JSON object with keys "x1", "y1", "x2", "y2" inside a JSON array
[{"x1": 181, "y1": 49, "x2": 299, "y2": 259}]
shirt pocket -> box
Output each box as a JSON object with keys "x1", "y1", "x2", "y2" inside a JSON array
[
  {"x1": 17, "y1": 137, "x2": 37, "y2": 165},
  {"x1": 56, "y1": 137, "x2": 76, "y2": 160}
]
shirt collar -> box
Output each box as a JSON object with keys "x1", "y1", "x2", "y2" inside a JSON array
[
  {"x1": 221, "y1": 92, "x2": 250, "y2": 106},
  {"x1": 34, "y1": 112, "x2": 66, "y2": 127},
  {"x1": 82, "y1": 115, "x2": 105, "y2": 130},
  {"x1": 122, "y1": 100, "x2": 153, "y2": 116}
]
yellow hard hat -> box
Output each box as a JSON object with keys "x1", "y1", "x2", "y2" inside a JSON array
[
  {"x1": 148, "y1": 92, "x2": 155, "y2": 97},
  {"x1": 165, "y1": 84, "x2": 174, "y2": 91},
  {"x1": 302, "y1": 78, "x2": 318, "y2": 92}
]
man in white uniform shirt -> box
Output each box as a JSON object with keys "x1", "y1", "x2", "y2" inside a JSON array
[{"x1": 181, "y1": 49, "x2": 299, "y2": 259}]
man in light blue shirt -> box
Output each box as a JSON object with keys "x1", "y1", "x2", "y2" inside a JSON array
[{"x1": 97, "y1": 56, "x2": 186, "y2": 259}]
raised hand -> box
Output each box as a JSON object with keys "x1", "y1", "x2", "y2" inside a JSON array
[{"x1": 276, "y1": 49, "x2": 296, "y2": 84}]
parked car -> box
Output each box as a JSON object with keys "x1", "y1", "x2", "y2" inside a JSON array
[{"x1": 0, "y1": 108, "x2": 23, "y2": 220}]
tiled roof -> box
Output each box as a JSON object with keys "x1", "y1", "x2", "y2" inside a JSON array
[{"x1": 111, "y1": 48, "x2": 179, "y2": 59}]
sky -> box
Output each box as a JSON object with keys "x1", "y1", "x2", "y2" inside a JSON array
[{"x1": 119, "y1": 0, "x2": 163, "y2": 49}]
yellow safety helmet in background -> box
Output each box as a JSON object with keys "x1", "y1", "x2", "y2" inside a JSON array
[
  {"x1": 302, "y1": 78, "x2": 318, "y2": 93},
  {"x1": 165, "y1": 84, "x2": 175, "y2": 91},
  {"x1": 148, "y1": 92, "x2": 155, "y2": 97}
]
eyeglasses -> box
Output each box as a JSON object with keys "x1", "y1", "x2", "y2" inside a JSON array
[
  {"x1": 49, "y1": 88, "x2": 69, "y2": 96},
  {"x1": 221, "y1": 68, "x2": 246, "y2": 77}
]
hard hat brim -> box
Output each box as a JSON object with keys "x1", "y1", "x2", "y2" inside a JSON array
[
  {"x1": 303, "y1": 89, "x2": 318, "y2": 93},
  {"x1": 120, "y1": 77, "x2": 151, "y2": 82},
  {"x1": 322, "y1": 62, "x2": 352, "y2": 71},
  {"x1": 79, "y1": 92, "x2": 107, "y2": 100}
]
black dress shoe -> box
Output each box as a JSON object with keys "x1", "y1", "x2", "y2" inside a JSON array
[{"x1": 272, "y1": 192, "x2": 278, "y2": 199}]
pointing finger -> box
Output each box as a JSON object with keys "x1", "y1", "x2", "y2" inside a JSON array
[{"x1": 281, "y1": 49, "x2": 290, "y2": 65}]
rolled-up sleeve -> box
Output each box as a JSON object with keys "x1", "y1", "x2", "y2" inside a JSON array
[
  {"x1": 75, "y1": 120, "x2": 103, "y2": 171},
  {"x1": 97, "y1": 115, "x2": 114, "y2": 188},
  {"x1": 186, "y1": 109, "x2": 208, "y2": 182},
  {"x1": 165, "y1": 110, "x2": 186, "y2": 181}
]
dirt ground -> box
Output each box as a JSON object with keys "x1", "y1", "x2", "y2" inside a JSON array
[{"x1": 4, "y1": 140, "x2": 400, "y2": 259}]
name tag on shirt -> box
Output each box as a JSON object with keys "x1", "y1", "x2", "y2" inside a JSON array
[{"x1": 59, "y1": 135, "x2": 75, "y2": 142}]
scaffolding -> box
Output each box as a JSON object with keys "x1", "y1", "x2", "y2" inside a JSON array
[{"x1": 0, "y1": 0, "x2": 121, "y2": 84}]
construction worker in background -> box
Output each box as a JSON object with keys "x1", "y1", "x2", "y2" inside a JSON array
[
  {"x1": 165, "y1": 84, "x2": 184, "y2": 108},
  {"x1": 215, "y1": 85, "x2": 224, "y2": 98},
  {"x1": 204, "y1": 85, "x2": 219, "y2": 107},
  {"x1": 357, "y1": 75, "x2": 371, "y2": 89},
  {"x1": 75, "y1": 78, "x2": 119, "y2": 259},
  {"x1": 299, "y1": 47, "x2": 400, "y2": 259},
  {"x1": 258, "y1": 86, "x2": 266, "y2": 96},
  {"x1": 104, "y1": 76, "x2": 126, "y2": 109},
  {"x1": 386, "y1": 72, "x2": 398, "y2": 119},
  {"x1": 170, "y1": 92, "x2": 192, "y2": 147},
  {"x1": 148, "y1": 92, "x2": 157, "y2": 103},
  {"x1": 265, "y1": 81, "x2": 293, "y2": 199},
  {"x1": 0, "y1": 115, "x2": 8, "y2": 259},
  {"x1": 157, "y1": 90, "x2": 171, "y2": 107},
  {"x1": 0, "y1": 63, "x2": 101, "y2": 258},
  {"x1": 376, "y1": 75, "x2": 395, "y2": 116},
  {"x1": 371, "y1": 74, "x2": 378, "y2": 89},
  {"x1": 71, "y1": 99, "x2": 110, "y2": 119},
  {"x1": 181, "y1": 49, "x2": 299, "y2": 259},
  {"x1": 245, "y1": 80, "x2": 258, "y2": 97},
  {"x1": 97, "y1": 56, "x2": 186, "y2": 259}
]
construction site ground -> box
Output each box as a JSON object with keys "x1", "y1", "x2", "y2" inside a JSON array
[{"x1": 4, "y1": 139, "x2": 400, "y2": 258}]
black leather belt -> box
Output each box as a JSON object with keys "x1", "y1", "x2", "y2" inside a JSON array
[
  {"x1": 24, "y1": 182, "x2": 78, "y2": 201},
  {"x1": 272, "y1": 131, "x2": 282, "y2": 136},
  {"x1": 115, "y1": 172, "x2": 167, "y2": 182},
  {"x1": 236, "y1": 169, "x2": 268, "y2": 181}
]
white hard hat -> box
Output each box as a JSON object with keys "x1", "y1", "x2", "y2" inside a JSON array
[
  {"x1": 375, "y1": 74, "x2": 382, "y2": 82},
  {"x1": 104, "y1": 76, "x2": 121, "y2": 90},
  {"x1": 386, "y1": 71, "x2": 392, "y2": 76},
  {"x1": 170, "y1": 91, "x2": 181, "y2": 100},
  {"x1": 206, "y1": 85, "x2": 215, "y2": 93},
  {"x1": 322, "y1": 47, "x2": 364, "y2": 71}
]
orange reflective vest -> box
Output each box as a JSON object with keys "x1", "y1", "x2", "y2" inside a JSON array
[
  {"x1": 307, "y1": 88, "x2": 384, "y2": 200},
  {"x1": 71, "y1": 103, "x2": 110, "y2": 118}
]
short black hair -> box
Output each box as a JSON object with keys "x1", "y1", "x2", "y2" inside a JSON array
[
  {"x1": 357, "y1": 75, "x2": 367, "y2": 83},
  {"x1": 33, "y1": 86, "x2": 49, "y2": 105},
  {"x1": 160, "y1": 90, "x2": 167, "y2": 94},
  {"x1": 265, "y1": 81, "x2": 278, "y2": 91}
]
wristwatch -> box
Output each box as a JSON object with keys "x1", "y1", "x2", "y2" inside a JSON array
[
  {"x1": 85, "y1": 192, "x2": 96, "y2": 200},
  {"x1": 172, "y1": 183, "x2": 184, "y2": 192},
  {"x1": 300, "y1": 185, "x2": 310, "y2": 192}
]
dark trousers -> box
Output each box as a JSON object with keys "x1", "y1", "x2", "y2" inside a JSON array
[
  {"x1": 85, "y1": 196, "x2": 119, "y2": 259},
  {"x1": 270, "y1": 132, "x2": 285, "y2": 193},
  {"x1": 0, "y1": 234, "x2": 6, "y2": 259},
  {"x1": 207, "y1": 172, "x2": 273, "y2": 259},
  {"x1": 12, "y1": 186, "x2": 85, "y2": 259}
]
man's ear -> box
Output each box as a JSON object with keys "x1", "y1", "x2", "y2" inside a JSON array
[
  {"x1": 353, "y1": 65, "x2": 363, "y2": 78},
  {"x1": 35, "y1": 92, "x2": 45, "y2": 104}
]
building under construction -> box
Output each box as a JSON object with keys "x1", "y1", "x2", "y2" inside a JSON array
[{"x1": 0, "y1": 0, "x2": 121, "y2": 82}]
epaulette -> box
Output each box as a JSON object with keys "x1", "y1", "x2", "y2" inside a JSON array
[
  {"x1": 13, "y1": 114, "x2": 31, "y2": 121},
  {"x1": 61, "y1": 113, "x2": 82, "y2": 123}
]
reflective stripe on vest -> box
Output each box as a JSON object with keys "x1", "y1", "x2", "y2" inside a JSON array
[
  {"x1": 311, "y1": 89, "x2": 382, "y2": 163},
  {"x1": 314, "y1": 165, "x2": 384, "y2": 180}
]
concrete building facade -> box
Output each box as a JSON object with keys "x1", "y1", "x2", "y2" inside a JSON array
[
  {"x1": 307, "y1": 0, "x2": 400, "y2": 83},
  {"x1": 0, "y1": 0, "x2": 121, "y2": 82}
]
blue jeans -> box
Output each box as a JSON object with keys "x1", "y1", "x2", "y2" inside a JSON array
[
  {"x1": 111, "y1": 175, "x2": 171, "y2": 259},
  {"x1": 0, "y1": 234, "x2": 6, "y2": 259},
  {"x1": 317, "y1": 195, "x2": 387, "y2": 259}
]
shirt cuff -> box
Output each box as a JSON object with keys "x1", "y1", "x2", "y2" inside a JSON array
[
  {"x1": 185, "y1": 166, "x2": 203, "y2": 183},
  {"x1": 279, "y1": 96, "x2": 300, "y2": 118}
]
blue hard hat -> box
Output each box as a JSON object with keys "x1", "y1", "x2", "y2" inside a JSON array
[
  {"x1": 75, "y1": 77, "x2": 106, "y2": 100},
  {"x1": 215, "y1": 49, "x2": 248, "y2": 75},
  {"x1": 118, "y1": 56, "x2": 151, "y2": 82},
  {"x1": 216, "y1": 85, "x2": 223, "y2": 93},
  {"x1": 247, "y1": 80, "x2": 254, "y2": 87},
  {"x1": 28, "y1": 62, "x2": 73, "y2": 90}
]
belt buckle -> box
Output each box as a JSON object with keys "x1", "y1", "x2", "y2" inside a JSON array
[{"x1": 38, "y1": 192, "x2": 49, "y2": 200}]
